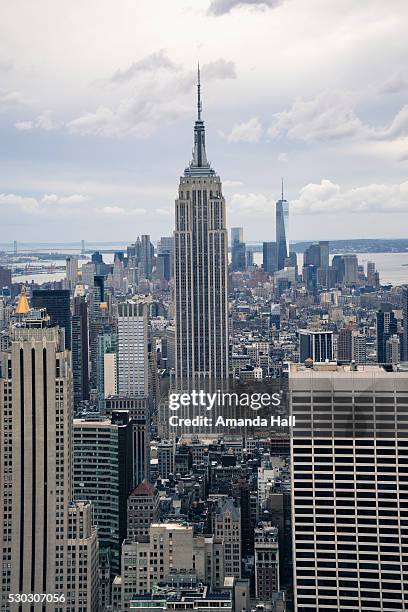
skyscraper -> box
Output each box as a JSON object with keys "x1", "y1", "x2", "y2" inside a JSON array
[
  {"x1": 0, "y1": 315, "x2": 71, "y2": 605},
  {"x1": 174, "y1": 67, "x2": 229, "y2": 385},
  {"x1": 71, "y1": 295, "x2": 89, "y2": 409},
  {"x1": 276, "y1": 183, "x2": 289, "y2": 271},
  {"x1": 32, "y1": 289, "x2": 72, "y2": 349},
  {"x1": 65, "y1": 255, "x2": 78, "y2": 290},
  {"x1": 290, "y1": 362, "x2": 408, "y2": 611},
  {"x1": 231, "y1": 227, "x2": 246, "y2": 272},
  {"x1": 299, "y1": 329, "x2": 333, "y2": 363},
  {"x1": 263, "y1": 241, "x2": 277, "y2": 275},
  {"x1": 376, "y1": 303, "x2": 398, "y2": 364},
  {"x1": 117, "y1": 300, "x2": 148, "y2": 398},
  {"x1": 73, "y1": 411, "x2": 133, "y2": 576}
]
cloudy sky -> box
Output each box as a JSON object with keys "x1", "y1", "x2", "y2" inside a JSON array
[{"x1": 1, "y1": 0, "x2": 408, "y2": 243}]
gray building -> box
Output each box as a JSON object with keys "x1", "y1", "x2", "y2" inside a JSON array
[
  {"x1": 174, "y1": 68, "x2": 229, "y2": 386},
  {"x1": 290, "y1": 362, "x2": 408, "y2": 611}
]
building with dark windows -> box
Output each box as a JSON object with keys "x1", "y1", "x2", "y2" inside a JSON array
[
  {"x1": 376, "y1": 303, "x2": 398, "y2": 364},
  {"x1": 263, "y1": 241, "x2": 277, "y2": 275},
  {"x1": 299, "y1": 329, "x2": 333, "y2": 363},
  {"x1": 32, "y1": 288, "x2": 71, "y2": 349},
  {"x1": 71, "y1": 294, "x2": 89, "y2": 409}
]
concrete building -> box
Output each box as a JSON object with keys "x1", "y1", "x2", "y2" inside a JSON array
[
  {"x1": 67, "y1": 502, "x2": 99, "y2": 611},
  {"x1": 118, "y1": 300, "x2": 148, "y2": 398},
  {"x1": 290, "y1": 362, "x2": 408, "y2": 611},
  {"x1": 127, "y1": 480, "x2": 160, "y2": 542},
  {"x1": 73, "y1": 411, "x2": 134, "y2": 576},
  {"x1": 0, "y1": 293, "x2": 98, "y2": 611},
  {"x1": 254, "y1": 523, "x2": 280, "y2": 602},
  {"x1": 174, "y1": 68, "x2": 229, "y2": 386}
]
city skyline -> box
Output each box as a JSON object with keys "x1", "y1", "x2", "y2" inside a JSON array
[{"x1": 1, "y1": 0, "x2": 408, "y2": 241}]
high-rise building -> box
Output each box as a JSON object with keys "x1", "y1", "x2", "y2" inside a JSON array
[
  {"x1": 231, "y1": 228, "x2": 246, "y2": 272},
  {"x1": 157, "y1": 439, "x2": 175, "y2": 479},
  {"x1": 0, "y1": 293, "x2": 99, "y2": 609},
  {"x1": 299, "y1": 329, "x2": 333, "y2": 363},
  {"x1": 212, "y1": 497, "x2": 241, "y2": 578},
  {"x1": 32, "y1": 288, "x2": 72, "y2": 349},
  {"x1": 290, "y1": 362, "x2": 408, "y2": 611},
  {"x1": 276, "y1": 185, "x2": 289, "y2": 271},
  {"x1": 67, "y1": 502, "x2": 100, "y2": 611},
  {"x1": 140, "y1": 235, "x2": 153, "y2": 279},
  {"x1": 343, "y1": 254, "x2": 358, "y2": 285},
  {"x1": 254, "y1": 523, "x2": 280, "y2": 602},
  {"x1": 386, "y1": 334, "x2": 400, "y2": 365},
  {"x1": 127, "y1": 480, "x2": 160, "y2": 542},
  {"x1": 66, "y1": 255, "x2": 78, "y2": 290},
  {"x1": 403, "y1": 286, "x2": 408, "y2": 361},
  {"x1": 377, "y1": 304, "x2": 398, "y2": 364},
  {"x1": 0, "y1": 318, "x2": 71, "y2": 605},
  {"x1": 105, "y1": 397, "x2": 150, "y2": 486},
  {"x1": 263, "y1": 241, "x2": 277, "y2": 275},
  {"x1": 96, "y1": 333, "x2": 118, "y2": 410},
  {"x1": 0, "y1": 265, "x2": 12, "y2": 290},
  {"x1": 174, "y1": 68, "x2": 229, "y2": 385},
  {"x1": 71, "y1": 295, "x2": 89, "y2": 409},
  {"x1": 337, "y1": 327, "x2": 353, "y2": 362},
  {"x1": 352, "y1": 331, "x2": 367, "y2": 364},
  {"x1": 73, "y1": 411, "x2": 134, "y2": 576},
  {"x1": 117, "y1": 301, "x2": 148, "y2": 398}
]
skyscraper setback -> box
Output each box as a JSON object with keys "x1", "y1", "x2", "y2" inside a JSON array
[{"x1": 174, "y1": 68, "x2": 229, "y2": 385}]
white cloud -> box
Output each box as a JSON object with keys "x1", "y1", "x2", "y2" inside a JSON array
[
  {"x1": 0, "y1": 89, "x2": 29, "y2": 111},
  {"x1": 15, "y1": 110, "x2": 61, "y2": 131},
  {"x1": 224, "y1": 117, "x2": 262, "y2": 142},
  {"x1": 380, "y1": 71, "x2": 408, "y2": 95},
  {"x1": 208, "y1": 0, "x2": 284, "y2": 16},
  {"x1": 0, "y1": 193, "x2": 39, "y2": 213},
  {"x1": 96, "y1": 206, "x2": 147, "y2": 216},
  {"x1": 41, "y1": 193, "x2": 90, "y2": 205},
  {"x1": 292, "y1": 179, "x2": 408, "y2": 214},
  {"x1": 110, "y1": 49, "x2": 180, "y2": 84},
  {"x1": 20, "y1": 57, "x2": 237, "y2": 139},
  {"x1": 268, "y1": 91, "x2": 408, "y2": 145}
]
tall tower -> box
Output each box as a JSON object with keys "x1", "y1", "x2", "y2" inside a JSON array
[
  {"x1": 276, "y1": 180, "x2": 289, "y2": 271},
  {"x1": 174, "y1": 66, "x2": 229, "y2": 386},
  {"x1": 0, "y1": 296, "x2": 72, "y2": 608},
  {"x1": 117, "y1": 300, "x2": 148, "y2": 398}
]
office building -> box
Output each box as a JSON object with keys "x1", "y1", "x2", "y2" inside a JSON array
[
  {"x1": 96, "y1": 333, "x2": 118, "y2": 410},
  {"x1": 67, "y1": 502, "x2": 99, "y2": 612},
  {"x1": 290, "y1": 362, "x2": 408, "y2": 611},
  {"x1": 254, "y1": 523, "x2": 280, "y2": 602},
  {"x1": 174, "y1": 68, "x2": 229, "y2": 385},
  {"x1": 343, "y1": 254, "x2": 358, "y2": 285},
  {"x1": 299, "y1": 329, "x2": 333, "y2": 363},
  {"x1": 0, "y1": 293, "x2": 99, "y2": 609},
  {"x1": 212, "y1": 497, "x2": 241, "y2": 578},
  {"x1": 73, "y1": 411, "x2": 134, "y2": 575},
  {"x1": 71, "y1": 295, "x2": 89, "y2": 409},
  {"x1": 276, "y1": 185, "x2": 289, "y2": 271},
  {"x1": 386, "y1": 334, "x2": 400, "y2": 365},
  {"x1": 105, "y1": 397, "x2": 150, "y2": 486},
  {"x1": 263, "y1": 241, "x2": 277, "y2": 275},
  {"x1": 377, "y1": 304, "x2": 398, "y2": 364},
  {"x1": 127, "y1": 480, "x2": 160, "y2": 542},
  {"x1": 117, "y1": 301, "x2": 148, "y2": 398},
  {"x1": 0, "y1": 315, "x2": 71, "y2": 605},
  {"x1": 66, "y1": 255, "x2": 78, "y2": 290},
  {"x1": 32, "y1": 288, "x2": 72, "y2": 349},
  {"x1": 0, "y1": 265, "x2": 12, "y2": 290},
  {"x1": 157, "y1": 440, "x2": 175, "y2": 479},
  {"x1": 231, "y1": 227, "x2": 246, "y2": 272},
  {"x1": 403, "y1": 286, "x2": 408, "y2": 361}
]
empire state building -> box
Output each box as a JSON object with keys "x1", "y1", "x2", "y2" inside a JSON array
[{"x1": 174, "y1": 68, "x2": 229, "y2": 387}]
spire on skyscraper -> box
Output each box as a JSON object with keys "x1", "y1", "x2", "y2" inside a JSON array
[
  {"x1": 185, "y1": 64, "x2": 213, "y2": 175},
  {"x1": 197, "y1": 62, "x2": 202, "y2": 121}
]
